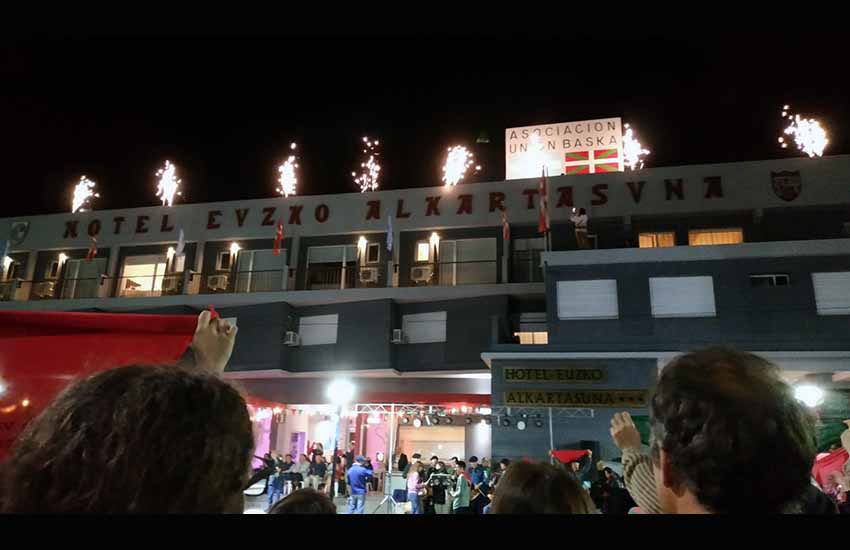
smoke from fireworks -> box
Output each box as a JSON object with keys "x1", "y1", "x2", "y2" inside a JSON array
[
  {"x1": 155, "y1": 161, "x2": 183, "y2": 206},
  {"x1": 622, "y1": 124, "x2": 650, "y2": 170},
  {"x1": 352, "y1": 137, "x2": 381, "y2": 192},
  {"x1": 276, "y1": 142, "x2": 299, "y2": 197},
  {"x1": 441, "y1": 145, "x2": 480, "y2": 186},
  {"x1": 778, "y1": 104, "x2": 829, "y2": 158},
  {"x1": 71, "y1": 176, "x2": 100, "y2": 213}
]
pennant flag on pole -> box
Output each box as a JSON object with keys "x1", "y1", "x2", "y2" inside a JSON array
[
  {"x1": 175, "y1": 227, "x2": 186, "y2": 257},
  {"x1": 387, "y1": 215, "x2": 393, "y2": 253},
  {"x1": 538, "y1": 166, "x2": 550, "y2": 234},
  {"x1": 272, "y1": 219, "x2": 284, "y2": 256},
  {"x1": 501, "y1": 209, "x2": 510, "y2": 241},
  {"x1": 85, "y1": 237, "x2": 98, "y2": 262}
]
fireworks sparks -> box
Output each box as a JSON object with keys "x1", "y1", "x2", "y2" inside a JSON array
[
  {"x1": 441, "y1": 145, "x2": 480, "y2": 187},
  {"x1": 352, "y1": 137, "x2": 381, "y2": 192},
  {"x1": 778, "y1": 104, "x2": 829, "y2": 158},
  {"x1": 622, "y1": 123, "x2": 650, "y2": 170},
  {"x1": 155, "y1": 161, "x2": 183, "y2": 207},
  {"x1": 71, "y1": 176, "x2": 99, "y2": 213},
  {"x1": 276, "y1": 142, "x2": 299, "y2": 197}
]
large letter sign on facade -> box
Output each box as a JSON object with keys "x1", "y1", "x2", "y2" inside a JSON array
[{"x1": 505, "y1": 118, "x2": 624, "y2": 180}]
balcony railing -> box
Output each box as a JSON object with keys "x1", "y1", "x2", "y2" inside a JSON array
[
  {"x1": 0, "y1": 279, "x2": 22, "y2": 301},
  {"x1": 115, "y1": 274, "x2": 184, "y2": 298},
  {"x1": 199, "y1": 269, "x2": 289, "y2": 294},
  {"x1": 403, "y1": 260, "x2": 498, "y2": 287},
  {"x1": 305, "y1": 264, "x2": 383, "y2": 290}
]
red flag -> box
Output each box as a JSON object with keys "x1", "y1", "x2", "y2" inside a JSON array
[
  {"x1": 538, "y1": 167, "x2": 549, "y2": 234},
  {"x1": 0, "y1": 309, "x2": 286, "y2": 462},
  {"x1": 85, "y1": 237, "x2": 97, "y2": 262},
  {"x1": 272, "y1": 219, "x2": 284, "y2": 256},
  {"x1": 501, "y1": 209, "x2": 510, "y2": 241}
]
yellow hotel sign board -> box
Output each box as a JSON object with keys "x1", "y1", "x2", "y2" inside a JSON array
[
  {"x1": 504, "y1": 390, "x2": 648, "y2": 408},
  {"x1": 503, "y1": 367, "x2": 606, "y2": 384}
]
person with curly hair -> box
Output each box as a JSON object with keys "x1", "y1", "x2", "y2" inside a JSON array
[
  {"x1": 648, "y1": 347, "x2": 818, "y2": 514},
  {"x1": 0, "y1": 311, "x2": 253, "y2": 514}
]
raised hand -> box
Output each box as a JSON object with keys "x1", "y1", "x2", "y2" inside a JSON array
[
  {"x1": 610, "y1": 411, "x2": 642, "y2": 451},
  {"x1": 191, "y1": 309, "x2": 238, "y2": 374}
]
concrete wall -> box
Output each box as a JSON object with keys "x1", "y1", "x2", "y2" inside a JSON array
[
  {"x1": 396, "y1": 296, "x2": 509, "y2": 372},
  {"x1": 490, "y1": 358, "x2": 657, "y2": 461},
  {"x1": 545, "y1": 254, "x2": 850, "y2": 352}
]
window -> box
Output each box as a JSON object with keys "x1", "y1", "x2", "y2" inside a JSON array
[
  {"x1": 119, "y1": 254, "x2": 168, "y2": 297},
  {"x1": 366, "y1": 243, "x2": 380, "y2": 264},
  {"x1": 402, "y1": 311, "x2": 447, "y2": 343},
  {"x1": 513, "y1": 331, "x2": 549, "y2": 344},
  {"x1": 812, "y1": 272, "x2": 850, "y2": 315},
  {"x1": 649, "y1": 276, "x2": 716, "y2": 318},
  {"x1": 556, "y1": 280, "x2": 619, "y2": 320},
  {"x1": 750, "y1": 274, "x2": 790, "y2": 288},
  {"x1": 46, "y1": 260, "x2": 61, "y2": 279},
  {"x1": 61, "y1": 258, "x2": 106, "y2": 299},
  {"x1": 234, "y1": 249, "x2": 286, "y2": 293},
  {"x1": 512, "y1": 238, "x2": 545, "y2": 283},
  {"x1": 306, "y1": 245, "x2": 357, "y2": 290},
  {"x1": 217, "y1": 251, "x2": 233, "y2": 271},
  {"x1": 416, "y1": 242, "x2": 431, "y2": 263},
  {"x1": 639, "y1": 232, "x2": 675, "y2": 248},
  {"x1": 4, "y1": 261, "x2": 21, "y2": 281},
  {"x1": 688, "y1": 228, "x2": 743, "y2": 246},
  {"x1": 438, "y1": 238, "x2": 497, "y2": 285},
  {"x1": 169, "y1": 255, "x2": 186, "y2": 273},
  {"x1": 299, "y1": 314, "x2": 339, "y2": 346}
]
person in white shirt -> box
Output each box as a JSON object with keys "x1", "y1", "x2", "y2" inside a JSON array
[{"x1": 570, "y1": 207, "x2": 589, "y2": 249}]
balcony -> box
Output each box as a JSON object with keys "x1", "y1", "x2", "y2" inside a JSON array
[
  {"x1": 404, "y1": 260, "x2": 499, "y2": 287},
  {"x1": 304, "y1": 264, "x2": 383, "y2": 290},
  {"x1": 511, "y1": 250, "x2": 544, "y2": 283},
  {"x1": 200, "y1": 269, "x2": 289, "y2": 295},
  {"x1": 116, "y1": 273, "x2": 184, "y2": 298}
]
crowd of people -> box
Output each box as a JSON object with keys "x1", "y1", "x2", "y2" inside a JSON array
[{"x1": 1, "y1": 309, "x2": 848, "y2": 515}]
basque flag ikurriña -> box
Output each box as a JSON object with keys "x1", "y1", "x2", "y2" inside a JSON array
[{"x1": 564, "y1": 148, "x2": 621, "y2": 174}]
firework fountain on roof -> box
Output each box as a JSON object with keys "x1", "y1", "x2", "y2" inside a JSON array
[
  {"x1": 622, "y1": 123, "x2": 651, "y2": 170},
  {"x1": 155, "y1": 161, "x2": 183, "y2": 206},
  {"x1": 778, "y1": 104, "x2": 829, "y2": 158},
  {"x1": 71, "y1": 176, "x2": 100, "y2": 213},
  {"x1": 352, "y1": 137, "x2": 381, "y2": 192},
  {"x1": 276, "y1": 142, "x2": 299, "y2": 197},
  {"x1": 441, "y1": 145, "x2": 480, "y2": 187}
]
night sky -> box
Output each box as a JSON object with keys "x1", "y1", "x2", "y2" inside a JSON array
[{"x1": 2, "y1": 34, "x2": 848, "y2": 218}]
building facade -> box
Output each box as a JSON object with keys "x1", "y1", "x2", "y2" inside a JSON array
[{"x1": 3, "y1": 155, "x2": 850, "y2": 462}]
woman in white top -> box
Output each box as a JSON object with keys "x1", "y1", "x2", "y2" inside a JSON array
[{"x1": 570, "y1": 207, "x2": 589, "y2": 249}]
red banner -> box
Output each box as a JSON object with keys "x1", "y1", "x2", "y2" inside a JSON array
[{"x1": 0, "y1": 310, "x2": 282, "y2": 461}]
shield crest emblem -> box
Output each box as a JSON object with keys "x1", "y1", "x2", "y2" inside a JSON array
[
  {"x1": 771, "y1": 171, "x2": 802, "y2": 202},
  {"x1": 9, "y1": 221, "x2": 30, "y2": 246}
]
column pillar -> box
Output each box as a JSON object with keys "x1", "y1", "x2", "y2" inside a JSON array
[{"x1": 101, "y1": 245, "x2": 121, "y2": 298}]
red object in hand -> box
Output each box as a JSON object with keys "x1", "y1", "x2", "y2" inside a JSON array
[
  {"x1": 208, "y1": 305, "x2": 218, "y2": 320},
  {"x1": 550, "y1": 449, "x2": 589, "y2": 464}
]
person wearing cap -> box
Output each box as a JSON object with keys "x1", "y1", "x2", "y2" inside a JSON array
[{"x1": 346, "y1": 455, "x2": 373, "y2": 514}]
